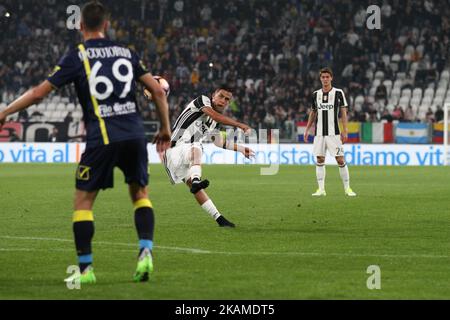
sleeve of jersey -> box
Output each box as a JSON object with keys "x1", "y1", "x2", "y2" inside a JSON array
[
  {"x1": 133, "y1": 52, "x2": 149, "y2": 79},
  {"x1": 192, "y1": 95, "x2": 212, "y2": 112},
  {"x1": 311, "y1": 93, "x2": 317, "y2": 111},
  {"x1": 47, "y1": 52, "x2": 79, "y2": 89},
  {"x1": 339, "y1": 91, "x2": 349, "y2": 109}
]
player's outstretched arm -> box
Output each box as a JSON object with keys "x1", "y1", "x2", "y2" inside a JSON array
[
  {"x1": 212, "y1": 131, "x2": 255, "y2": 159},
  {"x1": 202, "y1": 107, "x2": 251, "y2": 134},
  {"x1": 0, "y1": 80, "x2": 53, "y2": 130},
  {"x1": 304, "y1": 110, "x2": 317, "y2": 143},
  {"x1": 139, "y1": 73, "x2": 171, "y2": 153}
]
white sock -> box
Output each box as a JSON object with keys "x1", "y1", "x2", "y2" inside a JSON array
[
  {"x1": 201, "y1": 199, "x2": 221, "y2": 220},
  {"x1": 190, "y1": 165, "x2": 201, "y2": 181},
  {"x1": 316, "y1": 165, "x2": 326, "y2": 190},
  {"x1": 339, "y1": 163, "x2": 350, "y2": 190}
]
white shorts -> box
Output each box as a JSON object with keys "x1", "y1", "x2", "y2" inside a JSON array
[
  {"x1": 163, "y1": 143, "x2": 200, "y2": 184},
  {"x1": 313, "y1": 135, "x2": 344, "y2": 157}
]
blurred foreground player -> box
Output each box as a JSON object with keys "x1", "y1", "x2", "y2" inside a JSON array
[{"x1": 0, "y1": 1, "x2": 171, "y2": 283}]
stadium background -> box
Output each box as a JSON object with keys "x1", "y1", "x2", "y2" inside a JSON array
[{"x1": 0, "y1": 0, "x2": 449, "y2": 146}]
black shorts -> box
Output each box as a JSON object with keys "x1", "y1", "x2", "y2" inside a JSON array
[{"x1": 76, "y1": 138, "x2": 149, "y2": 191}]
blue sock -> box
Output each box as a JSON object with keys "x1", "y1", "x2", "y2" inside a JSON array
[
  {"x1": 78, "y1": 254, "x2": 93, "y2": 272},
  {"x1": 139, "y1": 239, "x2": 153, "y2": 255}
]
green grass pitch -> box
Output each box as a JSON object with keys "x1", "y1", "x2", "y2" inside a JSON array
[{"x1": 0, "y1": 163, "x2": 449, "y2": 299}]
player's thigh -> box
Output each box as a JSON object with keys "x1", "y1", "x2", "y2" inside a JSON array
[
  {"x1": 75, "y1": 144, "x2": 118, "y2": 191},
  {"x1": 164, "y1": 145, "x2": 190, "y2": 184},
  {"x1": 117, "y1": 138, "x2": 149, "y2": 187},
  {"x1": 325, "y1": 136, "x2": 344, "y2": 157},
  {"x1": 189, "y1": 142, "x2": 203, "y2": 165},
  {"x1": 313, "y1": 136, "x2": 326, "y2": 157}
]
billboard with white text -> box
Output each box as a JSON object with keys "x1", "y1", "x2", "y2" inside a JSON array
[{"x1": 0, "y1": 143, "x2": 446, "y2": 166}]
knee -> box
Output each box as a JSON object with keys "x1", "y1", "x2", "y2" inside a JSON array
[
  {"x1": 336, "y1": 157, "x2": 346, "y2": 166},
  {"x1": 316, "y1": 157, "x2": 325, "y2": 165},
  {"x1": 129, "y1": 185, "x2": 148, "y2": 203},
  {"x1": 74, "y1": 190, "x2": 97, "y2": 210}
]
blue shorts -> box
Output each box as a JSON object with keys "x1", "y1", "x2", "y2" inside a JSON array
[{"x1": 76, "y1": 138, "x2": 149, "y2": 191}]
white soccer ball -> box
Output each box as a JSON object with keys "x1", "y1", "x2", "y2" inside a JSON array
[
  {"x1": 144, "y1": 76, "x2": 170, "y2": 100},
  {"x1": 154, "y1": 76, "x2": 170, "y2": 96}
]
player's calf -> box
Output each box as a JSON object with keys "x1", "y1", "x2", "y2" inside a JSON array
[
  {"x1": 132, "y1": 196, "x2": 155, "y2": 282},
  {"x1": 314, "y1": 157, "x2": 326, "y2": 195},
  {"x1": 336, "y1": 158, "x2": 356, "y2": 196},
  {"x1": 191, "y1": 188, "x2": 236, "y2": 228}
]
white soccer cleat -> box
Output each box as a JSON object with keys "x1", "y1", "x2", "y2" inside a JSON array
[
  {"x1": 345, "y1": 188, "x2": 357, "y2": 197},
  {"x1": 312, "y1": 189, "x2": 326, "y2": 196}
]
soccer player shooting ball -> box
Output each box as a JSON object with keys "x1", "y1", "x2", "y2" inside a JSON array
[{"x1": 154, "y1": 86, "x2": 254, "y2": 228}]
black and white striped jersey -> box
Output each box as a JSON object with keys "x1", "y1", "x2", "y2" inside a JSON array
[
  {"x1": 311, "y1": 87, "x2": 348, "y2": 136},
  {"x1": 170, "y1": 95, "x2": 217, "y2": 147}
]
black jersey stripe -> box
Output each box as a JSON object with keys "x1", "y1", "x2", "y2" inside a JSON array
[
  {"x1": 311, "y1": 91, "x2": 318, "y2": 111},
  {"x1": 334, "y1": 105, "x2": 340, "y2": 135},
  {"x1": 314, "y1": 114, "x2": 318, "y2": 136},
  {"x1": 172, "y1": 95, "x2": 207, "y2": 133},
  {"x1": 170, "y1": 111, "x2": 203, "y2": 145},
  {"x1": 172, "y1": 107, "x2": 192, "y2": 130},
  {"x1": 172, "y1": 109, "x2": 192, "y2": 131},
  {"x1": 334, "y1": 91, "x2": 341, "y2": 135},
  {"x1": 181, "y1": 111, "x2": 203, "y2": 129},
  {"x1": 171, "y1": 110, "x2": 193, "y2": 141},
  {"x1": 322, "y1": 110, "x2": 328, "y2": 136},
  {"x1": 193, "y1": 96, "x2": 206, "y2": 109}
]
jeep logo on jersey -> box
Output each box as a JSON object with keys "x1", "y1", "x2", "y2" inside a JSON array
[{"x1": 318, "y1": 104, "x2": 334, "y2": 110}]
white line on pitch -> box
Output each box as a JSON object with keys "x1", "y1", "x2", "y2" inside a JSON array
[
  {"x1": 0, "y1": 247, "x2": 139, "y2": 253},
  {"x1": 1, "y1": 235, "x2": 449, "y2": 259},
  {"x1": 0, "y1": 235, "x2": 211, "y2": 254}
]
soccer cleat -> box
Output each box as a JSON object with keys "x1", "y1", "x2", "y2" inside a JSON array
[
  {"x1": 133, "y1": 248, "x2": 154, "y2": 282},
  {"x1": 216, "y1": 215, "x2": 236, "y2": 228},
  {"x1": 312, "y1": 189, "x2": 326, "y2": 196},
  {"x1": 190, "y1": 179, "x2": 210, "y2": 194},
  {"x1": 64, "y1": 265, "x2": 96, "y2": 285},
  {"x1": 345, "y1": 188, "x2": 357, "y2": 197}
]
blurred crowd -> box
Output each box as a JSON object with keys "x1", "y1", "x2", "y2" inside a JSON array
[{"x1": 1, "y1": 0, "x2": 449, "y2": 139}]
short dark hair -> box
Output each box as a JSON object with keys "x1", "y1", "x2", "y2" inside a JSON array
[
  {"x1": 319, "y1": 67, "x2": 333, "y2": 77},
  {"x1": 82, "y1": 1, "x2": 109, "y2": 31},
  {"x1": 215, "y1": 82, "x2": 234, "y2": 94}
]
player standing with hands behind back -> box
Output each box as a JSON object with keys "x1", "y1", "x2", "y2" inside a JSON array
[
  {"x1": 304, "y1": 68, "x2": 356, "y2": 197},
  {"x1": 0, "y1": 1, "x2": 171, "y2": 283}
]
